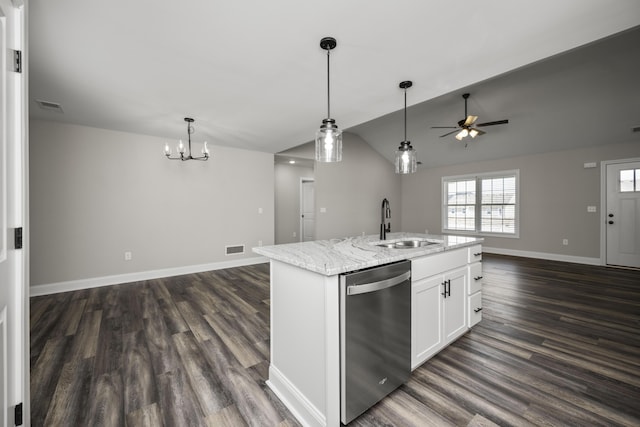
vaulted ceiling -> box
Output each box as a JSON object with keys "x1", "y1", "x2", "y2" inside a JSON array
[{"x1": 30, "y1": 1, "x2": 640, "y2": 167}]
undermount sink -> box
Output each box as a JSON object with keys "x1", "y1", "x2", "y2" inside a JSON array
[{"x1": 376, "y1": 239, "x2": 441, "y2": 249}]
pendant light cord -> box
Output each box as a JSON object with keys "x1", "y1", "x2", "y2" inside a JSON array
[
  {"x1": 326, "y1": 48, "x2": 331, "y2": 119},
  {"x1": 404, "y1": 88, "x2": 407, "y2": 142}
]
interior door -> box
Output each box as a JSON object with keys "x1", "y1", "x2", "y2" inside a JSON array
[
  {"x1": 606, "y1": 160, "x2": 640, "y2": 268},
  {"x1": 300, "y1": 179, "x2": 315, "y2": 242},
  {"x1": 0, "y1": 0, "x2": 26, "y2": 425}
]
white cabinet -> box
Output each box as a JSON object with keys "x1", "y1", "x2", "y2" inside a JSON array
[
  {"x1": 411, "y1": 275, "x2": 443, "y2": 367},
  {"x1": 411, "y1": 248, "x2": 469, "y2": 370},
  {"x1": 443, "y1": 267, "x2": 468, "y2": 343},
  {"x1": 467, "y1": 245, "x2": 483, "y2": 327}
]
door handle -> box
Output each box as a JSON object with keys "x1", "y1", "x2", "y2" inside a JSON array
[
  {"x1": 441, "y1": 281, "x2": 447, "y2": 298},
  {"x1": 608, "y1": 220, "x2": 614, "y2": 225},
  {"x1": 474, "y1": 307, "x2": 483, "y2": 313},
  {"x1": 474, "y1": 276, "x2": 483, "y2": 281}
]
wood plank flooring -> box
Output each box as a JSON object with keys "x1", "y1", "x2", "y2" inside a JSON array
[{"x1": 30, "y1": 255, "x2": 640, "y2": 426}]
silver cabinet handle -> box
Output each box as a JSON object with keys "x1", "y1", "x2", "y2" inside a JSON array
[{"x1": 347, "y1": 271, "x2": 410, "y2": 296}]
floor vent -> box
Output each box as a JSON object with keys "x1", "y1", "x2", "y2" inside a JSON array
[{"x1": 225, "y1": 245, "x2": 245, "y2": 255}]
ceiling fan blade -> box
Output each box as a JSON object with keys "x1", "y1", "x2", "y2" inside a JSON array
[
  {"x1": 476, "y1": 119, "x2": 509, "y2": 127},
  {"x1": 439, "y1": 130, "x2": 459, "y2": 138},
  {"x1": 431, "y1": 126, "x2": 458, "y2": 129},
  {"x1": 463, "y1": 115, "x2": 478, "y2": 126}
]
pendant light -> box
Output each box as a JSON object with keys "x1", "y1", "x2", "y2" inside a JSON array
[
  {"x1": 164, "y1": 117, "x2": 209, "y2": 161},
  {"x1": 315, "y1": 37, "x2": 342, "y2": 162},
  {"x1": 395, "y1": 81, "x2": 417, "y2": 174}
]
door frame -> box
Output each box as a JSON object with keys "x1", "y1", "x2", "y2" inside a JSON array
[
  {"x1": 600, "y1": 157, "x2": 640, "y2": 266},
  {"x1": 299, "y1": 177, "x2": 314, "y2": 242}
]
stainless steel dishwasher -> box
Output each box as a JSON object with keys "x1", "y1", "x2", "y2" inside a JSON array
[{"x1": 339, "y1": 260, "x2": 411, "y2": 424}]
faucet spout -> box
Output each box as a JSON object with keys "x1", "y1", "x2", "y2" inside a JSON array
[{"x1": 380, "y1": 198, "x2": 391, "y2": 240}]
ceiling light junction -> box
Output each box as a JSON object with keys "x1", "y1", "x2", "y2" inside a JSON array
[
  {"x1": 315, "y1": 37, "x2": 342, "y2": 163},
  {"x1": 395, "y1": 81, "x2": 417, "y2": 174},
  {"x1": 164, "y1": 117, "x2": 209, "y2": 161}
]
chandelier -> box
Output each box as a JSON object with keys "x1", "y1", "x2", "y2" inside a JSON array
[{"x1": 164, "y1": 117, "x2": 209, "y2": 161}]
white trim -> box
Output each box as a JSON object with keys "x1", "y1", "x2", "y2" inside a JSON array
[
  {"x1": 600, "y1": 157, "x2": 640, "y2": 266},
  {"x1": 267, "y1": 365, "x2": 325, "y2": 427},
  {"x1": 483, "y1": 246, "x2": 601, "y2": 265},
  {"x1": 29, "y1": 256, "x2": 268, "y2": 297}
]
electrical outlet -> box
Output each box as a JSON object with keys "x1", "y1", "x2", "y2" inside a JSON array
[
  {"x1": 562, "y1": 239, "x2": 568, "y2": 246},
  {"x1": 124, "y1": 251, "x2": 132, "y2": 261},
  {"x1": 587, "y1": 206, "x2": 597, "y2": 213},
  {"x1": 293, "y1": 231, "x2": 296, "y2": 237},
  {"x1": 320, "y1": 207, "x2": 327, "y2": 213},
  {"x1": 258, "y1": 207, "x2": 263, "y2": 214},
  {"x1": 258, "y1": 240, "x2": 263, "y2": 247}
]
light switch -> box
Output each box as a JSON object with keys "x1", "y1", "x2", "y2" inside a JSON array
[
  {"x1": 587, "y1": 206, "x2": 597, "y2": 213},
  {"x1": 258, "y1": 207, "x2": 263, "y2": 214},
  {"x1": 584, "y1": 162, "x2": 597, "y2": 169},
  {"x1": 320, "y1": 207, "x2": 327, "y2": 213}
]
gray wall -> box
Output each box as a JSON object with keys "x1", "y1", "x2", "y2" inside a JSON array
[
  {"x1": 315, "y1": 132, "x2": 402, "y2": 240},
  {"x1": 30, "y1": 120, "x2": 274, "y2": 286},
  {"x1": 401, "y1": 141, "x2": 640, "y2": 259},
  {"x1": 275, "y1": 163, "x2": 314, "y2": 244}
]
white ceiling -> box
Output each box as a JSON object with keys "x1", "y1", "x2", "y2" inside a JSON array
[{"x1": 30, "y1": 1, "x2": 640, "y2": 164}]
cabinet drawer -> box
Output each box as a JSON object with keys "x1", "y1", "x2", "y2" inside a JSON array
[
  {"x1": 468, "y1": 292, "x2": 482, "y2": 327},
  {"x1": 469, "y1": 262, "x2": 483, "y2": 294},
  {"x1": 412, "y1": 248, "x2": 467, "y2": 281},
  {"x1": 468, "y1": 245, "x2": 482, "y2": 263}
]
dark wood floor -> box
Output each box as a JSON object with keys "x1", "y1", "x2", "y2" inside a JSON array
[{"x1": 30, "y1": 255, "x2": 640, "y2": 426}]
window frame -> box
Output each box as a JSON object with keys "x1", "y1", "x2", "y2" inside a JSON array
[{"x1": 441, "y1": 169, "x2": 520, "y2": 238}]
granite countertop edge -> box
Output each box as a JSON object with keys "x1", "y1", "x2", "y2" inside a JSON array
[{"x1": 252, "y1": 232, "x2": 483, "y2": 276}]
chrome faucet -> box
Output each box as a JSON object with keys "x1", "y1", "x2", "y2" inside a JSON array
[{"x1": 380, "y1": 198, "x2": 391, "y2": 240}]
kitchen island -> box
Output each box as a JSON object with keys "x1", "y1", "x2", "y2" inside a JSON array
[{"x1": 253, "y1": 233, "x2": 483, "y2": 427}]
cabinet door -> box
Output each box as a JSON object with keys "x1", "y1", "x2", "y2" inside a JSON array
[
  {"x1": 411, "y1": 275, "x2": 443, "y2": 369},
  {"x1": 443, "y1": 267, "x2": 468, "y2": 344}
]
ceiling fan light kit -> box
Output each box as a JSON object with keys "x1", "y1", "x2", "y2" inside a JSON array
[
  {"x1": 395, "y1": 80, "x2": 417, "y2": 174},
  {"x1": 315, "y1": 36, "x2": 342, "y2": 163}
]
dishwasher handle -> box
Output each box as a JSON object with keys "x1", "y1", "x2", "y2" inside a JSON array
[{"x1": 346, "y1": 271, "x2": 411, "y2": 296}]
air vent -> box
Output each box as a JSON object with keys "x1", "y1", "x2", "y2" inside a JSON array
[
  {"x1": 225, "y1": 245, "x2": 245, "y2": 255},
  {"x1": 35, "y1": 99, "x2": 64, "y2": 113},
  {"x1": 632, "y1": 126, "x2": 640, "y2": 133}
]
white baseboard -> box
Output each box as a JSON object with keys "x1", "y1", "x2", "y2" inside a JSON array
[
  {"x1": 29, "y1": 256, "x2": 269, "y2": 297},
  {"x1": 482, "y1": 247, "x2": 601, "y2": 266},
  {"x1": 267, "y1": 365, "x2": 326, "y2": 427}
]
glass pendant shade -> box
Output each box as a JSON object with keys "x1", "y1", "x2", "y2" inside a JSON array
[
  {"x1": 456, "y1": 128, "x2": 469, "y2": 140},
  {"x1": 316, "y1": 118, "x2": 342, "y2": 162},
  {"x1": 395, "y1": 141, "x2": 417, "y2": 174}
]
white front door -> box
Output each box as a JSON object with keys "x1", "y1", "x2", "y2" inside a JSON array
[
  {"x1": 0, "y1": 0, "x2": 27, "y2": 425},
  {"x1": 300, "y1": 179, "x2": 315, "y2": 242},
  {"x1": 606, "y1": 160, "x2": 640, "y2": 268}
]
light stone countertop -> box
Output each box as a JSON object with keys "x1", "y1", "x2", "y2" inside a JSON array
[{"x1": 252, "y1": 232, "x2": 483, "y2": 276}]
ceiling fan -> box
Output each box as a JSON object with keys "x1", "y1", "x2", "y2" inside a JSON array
[{"x1": 432, "y1": 93, "x2": 508, "y2": 142}]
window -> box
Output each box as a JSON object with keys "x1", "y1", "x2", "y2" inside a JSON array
[
  {"x1": 443, "y1": 170, "x2": 519, "y2": 237},
  {"x1": 620, "y1": 169, "x2": 640, "y2": 192}
]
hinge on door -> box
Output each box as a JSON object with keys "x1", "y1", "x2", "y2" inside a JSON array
[
  {"x1": 14, "y1": 227, "x2": 23, "y2": 249},
  {"x1": 14, "y1": 402, "x2": 24, "y2": 426},
  {"x1": 11, "y1": 49, "x2": 22, "y2": 73}
]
